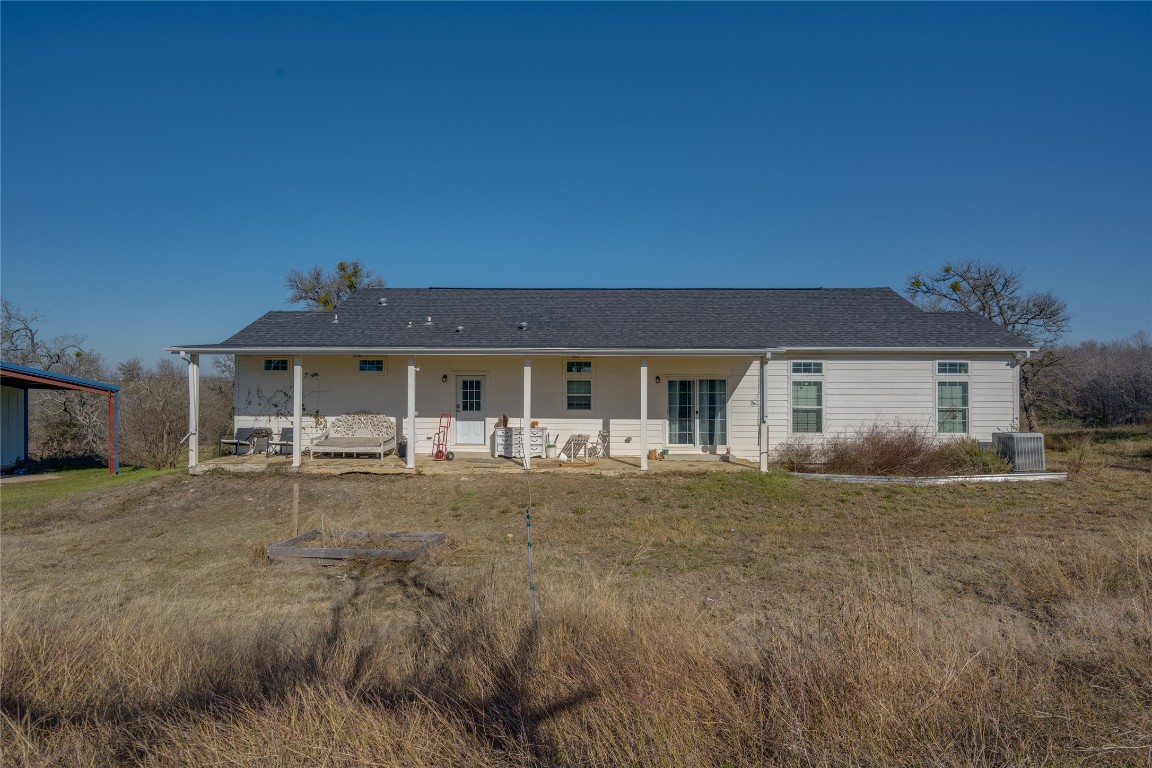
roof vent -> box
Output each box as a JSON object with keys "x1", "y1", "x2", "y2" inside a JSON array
[
  {"x1": 456, "y1": 325, "x2": 464, "y2": 332},
  {"x1": 332, "y1": 314, "x2": 339, "y2": 324},
  {"x1": 378, "y1": 297, "x2": 387, "y2": 306},
  {"x1": 406, "y1": 320, "x2": 413, "y2": 328},
  {"x1": 424, "y1": 316, "x2": 433, "y2": 327},
  {"x1": 518, "y1": 321, "x2": 528, "y2": 330}
]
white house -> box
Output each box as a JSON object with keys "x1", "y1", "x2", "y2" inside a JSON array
[{"x1": 168, "y1": 287, "x2": 1034, "y2": 471}]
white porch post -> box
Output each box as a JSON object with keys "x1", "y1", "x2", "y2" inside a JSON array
[
  {"x1": 187, "y1": 354, "x2": 199, "y2": 469},
  {"x1": 406, "y1": 356, "x2": 416, "y2": 470},
  {"x1": 760, "y1": 353, "x2": 771, "y2": 472},
  {"x1": 523, "y1": 356, "x2": 532, "y2": 469},
  {"x1": 640, "y1": 356, "x2": 648, "y2": 471},
  {"x1": 292, "y1": 355, "x2": 303, "y2": 468}
]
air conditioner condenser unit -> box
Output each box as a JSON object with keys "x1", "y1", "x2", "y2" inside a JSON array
[{"x1": 992, "y1": 432, "x2": 1046, "y2": 472}]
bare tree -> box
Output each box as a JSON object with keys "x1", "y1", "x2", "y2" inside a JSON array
[
  {"x1": 203, "y1": 356, "x2": 236, "y2": 452},
  {"x1": 2, "y1": 297, "x2": 90, "y2": 371},
  {"x1": 1037, "y1": 333, "x2": 1152, "y2": 426},
  {"x1": 2, "y1": 297, "x2": 112, "y2": 462},
  {"x1": 117, "y1": 359, "x2": 189, "y2": 469},
  {"x1": 211, "y1": 355, "x2": 235, "y2": 379},
  {"x1": 905, "y1": 261, "x2": 1071, "y2": 431},
  {"x1": 284, "y1": 260, "x2": 384, "y2": 311}
]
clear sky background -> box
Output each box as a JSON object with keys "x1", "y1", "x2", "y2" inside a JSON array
[{"x1": 2, "y1": 2, "x2": 1149, "y2": 367}]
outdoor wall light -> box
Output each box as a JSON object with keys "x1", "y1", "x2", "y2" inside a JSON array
[
  {"x1": 441, "y1": 374, "x2": 448, "y2": 383},
  {"x1": 655, "y1": 375, "x2": 661, "y2": 384}
]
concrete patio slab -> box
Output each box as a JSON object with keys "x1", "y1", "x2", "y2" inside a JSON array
[{"x1": 192, "y1": 451, "x2": 758, "y2": 476}]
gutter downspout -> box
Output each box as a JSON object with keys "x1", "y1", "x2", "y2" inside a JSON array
[{"x1": 760, "y1": 352, "x2": 771, "y2": 473}]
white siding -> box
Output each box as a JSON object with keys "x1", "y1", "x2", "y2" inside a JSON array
[
  {"x1": 233, "y1": 351, "x2": 1019, "y2": 461},
  {"x1": 968, "y1": 357, "x2": 1020, "y2": 436},
  {"x1": 770, "y1": 353, "x2": 1019, "y2": 451}
]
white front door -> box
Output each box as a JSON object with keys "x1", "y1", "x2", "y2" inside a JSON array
[{"x1": 455, "y1": 376, "x2": 486, "y2": 445}]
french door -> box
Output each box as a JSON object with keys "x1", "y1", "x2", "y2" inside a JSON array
[{"x1": 667, "y1": 379, "x2": 727, "y2": 448}]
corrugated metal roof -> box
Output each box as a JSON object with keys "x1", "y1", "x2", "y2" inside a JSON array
[{"x1": 0, "y1": 361, "x2": 120, "y2": 393}]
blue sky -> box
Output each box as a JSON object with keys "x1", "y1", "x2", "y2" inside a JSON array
[{"x1": 2, "y1": 2, "x2": 1149, "y2": 366}]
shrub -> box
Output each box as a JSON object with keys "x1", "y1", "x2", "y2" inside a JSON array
[
  {"x1": 774, "y1": 438, "x2": 820, "y2": 472},
  {"x1": 951, "y1": 438, "x2": 1013, "y2": 474},
  {"x1": 774, "y1": 425, "x2": 1017, "y2": 476},
  {"x1": 823, "y1": 424, "x2": 963, "y2": 475}
]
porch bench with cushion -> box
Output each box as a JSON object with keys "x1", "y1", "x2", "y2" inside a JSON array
[{"x1": 308, "y1": 413, "x2": 397, "y2": 460}]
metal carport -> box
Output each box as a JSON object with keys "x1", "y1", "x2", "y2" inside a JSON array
[{"x1": 0, "y1": 362, "x2": 120, "y2": 474}]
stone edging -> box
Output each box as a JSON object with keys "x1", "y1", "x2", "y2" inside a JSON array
[{"x1": 791, "y1": 471, "x2": 1068, "y2": 485}]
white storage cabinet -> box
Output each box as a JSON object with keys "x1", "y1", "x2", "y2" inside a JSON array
[{"x1": 493, "y1": 427, "x2": 547, "y2": 458}]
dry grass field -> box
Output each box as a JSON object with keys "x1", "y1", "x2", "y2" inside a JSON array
[{"x1": 2, "y1": 433, "x2": 1150, "y2": 767}]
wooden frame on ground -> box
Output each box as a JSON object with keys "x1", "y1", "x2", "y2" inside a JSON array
[{"x1": 267, "y1": 529, "x2": 445, "y2": 564}]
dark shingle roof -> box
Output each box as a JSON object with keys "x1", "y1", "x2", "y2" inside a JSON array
[{"x1": 196, "y1": 288, "x2": 1031, "y2": 351}]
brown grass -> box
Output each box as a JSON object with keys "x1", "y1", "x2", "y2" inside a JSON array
[
  {"x1": 2, "y1": 455, "x2": 1150, "y2": 766},
  {"x1": 1046, "y1": 424, "x2": 1152, "y2": 478}
]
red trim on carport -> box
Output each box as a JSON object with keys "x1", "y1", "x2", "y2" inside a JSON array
[{"x1": 0, "y1": 365, "x2": 120, "y2": 474}]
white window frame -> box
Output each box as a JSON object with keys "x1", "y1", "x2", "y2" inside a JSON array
[
  {"x1": 937, "y1": 361, "x2": 970, "y2": 375},
  {"x1": 789, "y1": 361, "x2": 824, "y2": 434},
  {"x1": 262, "y1": 358, "x2": 289, "y2": 373},
  {"x1": 564, "y1": 360, "x2": 594, "y2": 413},
  {"x1": 357, "y1": 358, "x2": 386, "y2": 374},
  {"x1": 791, "y1": 361, "x2": 824, "y2": 375},
  {"x1": 935, "y1": 360, "x2": 971, "y2": 434}
]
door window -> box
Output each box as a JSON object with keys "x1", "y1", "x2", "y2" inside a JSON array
[
  {"x1": 699, "y1": 379, "x2": 727, "y2": 445},
  {"x1": 667, "y1": 380, "x2": 695, "y2": 445},
  {"x1": 460, "y1": 379, "x2": 482, "y2": 412}
]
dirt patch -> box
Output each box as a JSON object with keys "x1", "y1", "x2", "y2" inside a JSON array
[{"x1": 267, "y1": 528, "x2": 446, "y2": 564}]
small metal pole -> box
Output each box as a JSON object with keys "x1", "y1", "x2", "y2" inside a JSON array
[
  {"x1": 526, "y1": 505, "x2": 536, "y2": 625},
  {"x1": 292, "y1": 482, "x2": 300, "y2": 536},
  {"x1": 524, "y1": 467, "x2": 536, "y2": 629}
]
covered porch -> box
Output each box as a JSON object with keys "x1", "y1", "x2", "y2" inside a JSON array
[{"x1": 180, "y1": 351, "x2": 775, "y2": 474}]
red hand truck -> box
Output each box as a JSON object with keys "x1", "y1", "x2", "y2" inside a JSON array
[{"x1": 433, "y1": 413, "x2": 454, "y2": 461}]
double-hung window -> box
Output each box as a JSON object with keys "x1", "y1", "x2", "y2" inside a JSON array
[
  {"x1": 791, "y1": 361, "x2": 824, "y2": 433},
  {"x1": 937, "y1": 362, "x2": 970, "y2": 434},
  {"x1": 565, "y1": 360, "x2": 593, "y2": 411}
]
